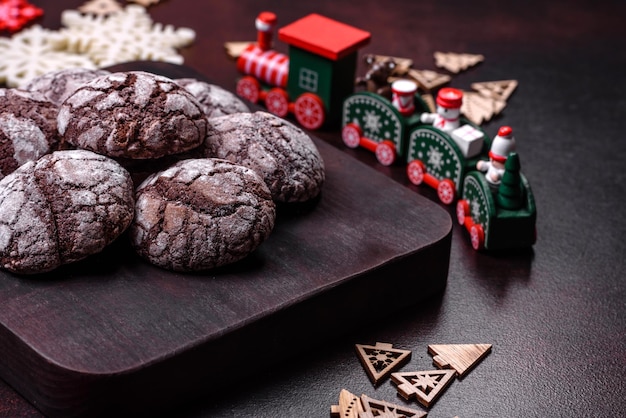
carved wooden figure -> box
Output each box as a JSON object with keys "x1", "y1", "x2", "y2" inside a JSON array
[
  {"x1": 428, "y1": 343, "x2": 492, "y2": 378},
  {"x1": 391, "y1": 369, "x2": 456, "y2": 408},
  {"x1": 355, "y1": 342, "x2": 412, "y2": 385}
]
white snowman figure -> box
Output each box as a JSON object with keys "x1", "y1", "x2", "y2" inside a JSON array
[
  {"x1": 477, "y1": 125, "x2": 516, "y2": 185},
  {"x1": 420, "y1": 87, "x2": 463, "y2": 133}
]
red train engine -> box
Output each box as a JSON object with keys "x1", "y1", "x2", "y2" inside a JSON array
[{"x1": 236, "y1": 12, "x2": 371, "y2": 130}]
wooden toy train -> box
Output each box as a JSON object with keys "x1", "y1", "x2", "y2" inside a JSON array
[
  {"x1": 234, "y1": 12, "x2": 536, "y2": 251},
  {"x1": 235, "y1": 12, "x2": 371, "y2": 130},
  {"x1": 342, "y1": 84, "x2": 536, "y2": 251}
]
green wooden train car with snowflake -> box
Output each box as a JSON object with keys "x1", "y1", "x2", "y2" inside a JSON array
[
  {"x1": 235, "y1": 12, "x2": 371, "y2": 130},
  {"x1": 456, "y1": 151, "x2": 537, "y2": 251},
  {"x1": 342, "y1": 85, "x2": 492, "y2": 205}
]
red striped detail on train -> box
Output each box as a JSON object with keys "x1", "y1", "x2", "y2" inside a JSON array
[{"x1": 237, "y1": 44, "x2": 289, "y2": 88}]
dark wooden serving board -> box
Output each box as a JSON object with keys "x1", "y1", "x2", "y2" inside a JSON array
[{"x1": 0, "y1": 62, "x2": 451, "y2": 417}]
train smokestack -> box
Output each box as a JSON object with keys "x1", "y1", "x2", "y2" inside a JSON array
[{"x1": 256, "y1": 12, "x2": 277, "y2": 51}]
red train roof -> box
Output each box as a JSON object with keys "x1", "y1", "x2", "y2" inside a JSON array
[{"x1": 278, "y1": 13, "x2": 371, "y2": 61}]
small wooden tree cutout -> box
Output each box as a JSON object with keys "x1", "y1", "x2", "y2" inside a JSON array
[
  {"x1": 223, "y1": 41, "x2": 254, "y2": 60},
  {"x1": 461, "y1": 91, "x2": 506, "y2": 125},
  {"x1": 428, "y1": 343, "x2": 492, "y2": 378},
  {"x1": 355, "y1": 342, "x2": 412, "y2": 385},
  {"x1": 471, "y1": 79, "x2": 518, "y2": 102},
  {"x1": 330, "y1": 389, "x2": 364, "y2": 418},
  {"x1": 359, "y1": 394, "x2": 427, "y2": 418},
  {"x1": 391, "y1": 369, "x2": 456, "y2": 407},
  {"x1": 434, "y1": 51, "x2": 484, "y2": 73},
  {"x1": 405, "y1": 68, "x2": 451, "y2": 92},
  {"x1": 78, "y1": 0, "x2": 123, "y2": 15}
]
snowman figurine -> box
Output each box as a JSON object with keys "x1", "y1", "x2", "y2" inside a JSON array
[
  {"x1": 420, "y1": 87, "x2": 463, "y2": 133},
  {"x1": 477, "y1": 125, "x2": 516, "y2": 186}
]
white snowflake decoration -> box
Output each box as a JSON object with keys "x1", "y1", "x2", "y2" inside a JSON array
[
  {"x1": 0, "y1": 4, "x2": 195, "y2": 87},
  {"x1": 52, "y1": 5, "x2": 195, "y2": 67},
  {"x1": 0, "y1": 25, "x2": 96, "y2": 87},
  {"x1": 364, "y1": 110, "x2": 382, "y2": 134},
  {"x1": 427, "y1": 145, "x2": 444, "y2": 170}
]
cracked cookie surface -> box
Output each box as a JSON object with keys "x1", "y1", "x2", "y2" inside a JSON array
[
  {"x1": 57, "y1": 71, "x2": 208, "y2": 159},
  {"x1": 21, "y1": 67, "x2": 112, "y2": 106},
  {"x1": 175, "y1": 78, "x2": 249, "y2": 118},
  {"x1": 0, "y1": 149, "x2": 135, "y2": 274},
  {"x1": 130, "y1": 158, "x2": 276, "y2": 272},
  {"x1": 202, "y1": 111, "x2": 325, "y2": 203},
  {"x1": 0, "y1": 88, "x2": 60, "y2": 179}
]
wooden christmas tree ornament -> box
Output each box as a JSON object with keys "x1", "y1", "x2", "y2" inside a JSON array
[
  {"x1": 373, "y1": 54, "x2": 413, "y2": 75},
  {"x1": 434, "y1": 51, "x2": 484, "y2": 73},
  {"x1": 471, "y1": 79, "x2": 518, "y2": 102},
  {"x1": 330, "y1": 389, "x2": 364, "y2": 418},
  {"x1": 391, "y1": 369, "x2": 456, "y2": 408},
  {"x1": 406, "y1": 68, "x2": 451, "y2": 91},
  {"x1": 224, "y1": 41, "x2": 254, "y2": 60},
  {"x1": 428, "y1": 343, "x2": 492, "y2": 378},
  {"x1": 461, "y1": 91, "x2": 505, "y2": 125},
  {"x1": 355, "y1": 342, "x2": 412, "y2": 385},
  {"x1": 360, "y1": 394, "x2": 427, "y2": 418}
]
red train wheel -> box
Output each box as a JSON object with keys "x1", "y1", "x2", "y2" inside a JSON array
[
  {"x1": 236, "y1": 76, "x2": 260, "y2": 103},
  {"x1": 375, "y1": 140, "x2": 397, "y2": 166},
  {"x1": 437, "y1": 179, "x2": 456, "y2": 205},
  {"x1": 342, "y1": 123, "x2": 362, "y2": 148},
  {"x1": 456, "y1": 199, "x2": 470, "y2": 225},
  {"x1": 406, "y1": 159, "x2": 426, "y2": 185},
  {"x1": 470, "y1": 224, "x2": 485, "y2": 250},
  {"x1": 265, "y1": 88, "x2": 290, "y2": 117},
  {"x1": 294, "y1": 93, "x2": 325, "y2": 130}
]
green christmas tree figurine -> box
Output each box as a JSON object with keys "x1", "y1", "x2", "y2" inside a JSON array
[{"x1": 496, "y1": 152, "x2": 523, "y2": 210}]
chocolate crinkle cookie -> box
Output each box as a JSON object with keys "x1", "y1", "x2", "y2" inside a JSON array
[
  {"x1": 20, "y1": 68, "x2": 111, "y2": 106},
  {"x1": 175, "y1": 78, "x2": 249, "y2": 118},
  {"x1": 130, "y1": 158, "x2": 276, "y2": 272},
  {"x1": 0, "y1": 150, "x2": 135, "y2": 275},
  {"x1": 202, "y1": 111, "x2": 325, "y2": 203},
  {"x1": 0, "y1": 88, "x2": 61, "y2": 179},
  {"x1": 57, "y1": 71, "x2": 208, "y2": 159}
]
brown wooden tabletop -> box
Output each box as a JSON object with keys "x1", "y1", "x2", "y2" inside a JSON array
[{"x1": 2, "y1": 0, "x2": 626, "y2": 417}]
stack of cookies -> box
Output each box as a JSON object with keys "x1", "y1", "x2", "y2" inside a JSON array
[{"x1": 0, "y1": 69, "x2": 325, "y2": 274}]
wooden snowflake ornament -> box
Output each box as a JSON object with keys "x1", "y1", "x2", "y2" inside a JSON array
[
  {"x1": 355, "y1": 342, "x2": 412, "y2": 385},
  {"x1": 391, "y1": 369, "x2": 456, "y2": 408},
  {"x1": 428, "y1": 343, "x2": 492, "y2": 378},
  {"x1": 0, "y1": 0, "x2": 43, "y2": 33},
  {"x1": 434, "y1": 51, "x2": 484, "y2": 73}
]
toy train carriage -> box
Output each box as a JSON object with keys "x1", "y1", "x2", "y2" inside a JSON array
[
  {"x1": 341, "y1": 90, "x2": 430, "y2": 165},
  {"x1": 236, "y1": 13, "x2": 371, "y2": 130},
  {"x1": 405, "y1": 120, "x2": 491, "y2": 205},
  {"x1": 456, "y1": 153, "x2": 537, "y2": 251}
]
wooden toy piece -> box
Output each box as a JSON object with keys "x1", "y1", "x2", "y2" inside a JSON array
[
  {"x1": 236, "y1": 12, "x2": 370, "y2": 130},
  {"x1": 78, "y1": 0, "x2": 123, "y2": 15},
  {"x1": 405, "y1": 68, "x2": 451, "y2": 92},
  {"x1": 434, "y1": 51, "x2": 484, "y2": 73},
  {"x1": 420, "y1": 87, "x2": 464, "y2": 133},
  {"x1": 471, "y1": 79, "x2": 518, "y2": 102},
  {"x1": 420, "y1": 93, "x2": 436, "y2": 112},
  {"x1": 356, "y1": 54, "x2": 398, "y2": 99},
  {"x1": 391, "y1": 369, "x2": 456, "y2": 408},
  {"x1": 224, "y1": 41, "x2": 254, "y2": 60},
  {"x1": 330, "y1": 389, "x2": 364, "y2": 418},
  {"x1": 460, "y1": 91, "x2": 506, "y2": 126},
  {"x1": 427, "y1": 344, "x2": 492, "y2": 378},
  {"x1": 355, "y1": 342, "x2": 412, "y2": 385},
  {"x1": 359, "y1": 394, "x2": 427, "y2": 418},
  {"x1": 496, "y1": 154, "x2": 524, "y2": 210},
  {"x1": 372, "y1": 54, "x2": 414, "y2": 75}
]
